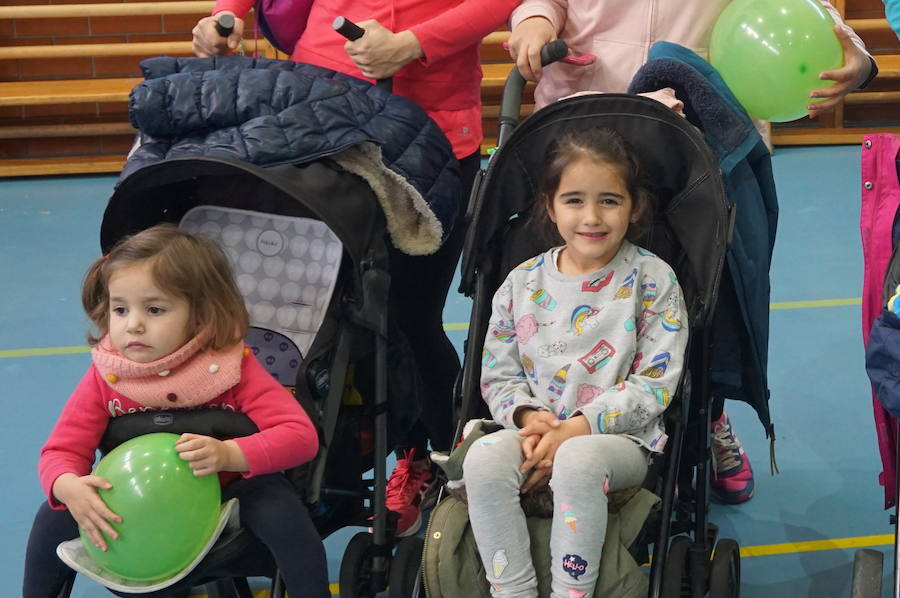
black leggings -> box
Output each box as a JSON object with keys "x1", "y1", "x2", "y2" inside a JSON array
[
  {"x1": 390, "y1": 151, "x2": 480, "y2": 453},
  {"x1": 22, "y1": 474, "x2": 329, "y2": 598}
]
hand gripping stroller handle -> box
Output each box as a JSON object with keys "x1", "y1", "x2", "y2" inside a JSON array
[
  {"x1": 497, "y1": 39, "x2": 568, "y2": 148},
  {"x1": 332, "y1": 16, "x2": 393, "y2": 92},
  {"x1": 215, "y1": 13, "x2": 235, "y2": 38}
]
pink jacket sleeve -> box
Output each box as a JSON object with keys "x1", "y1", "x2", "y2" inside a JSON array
[
  {"x1": 410, "y1": 0, "x2": 522, "y2": 66},
  {"x1": 230, "y1": 355, "x2": 319, "y2": 476},
  {"x1": 39, "y1": 367, "x2": 111, "y2": 509},
  {"x1": 212, "y1": 0, "x2": 255, "y2": 18},
  {"x1": 819, "y1": 1, "x2": 870, "y2": 59},
  {"x1": 510, "y1": 0, "x2": 567, "y2": 33}
]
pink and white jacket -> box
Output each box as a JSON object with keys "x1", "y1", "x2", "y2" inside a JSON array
[{"x1": 510, "y1": 0, "x2": 871, "y2": 110}]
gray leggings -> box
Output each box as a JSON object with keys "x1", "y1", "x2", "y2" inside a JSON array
[{"x1": 463, "y1": 429, "x2": 648, "y2": 598}]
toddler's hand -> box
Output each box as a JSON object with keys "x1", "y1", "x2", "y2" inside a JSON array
[
  {"x1": 508, "y1": 16, "x2": 557, "y2": 82},
  {"x1": 52, "y1": 473, "x2": 121, "y2": 552},
  {"x1": 808, "y1": 25, "x2": 871, "y2": 117},
  {"x1": 192, "y1": 13, "x2": 244, "y2": 57},
  {"x1": 176, "y1": 433, "x2": 240, "y2": 476}
]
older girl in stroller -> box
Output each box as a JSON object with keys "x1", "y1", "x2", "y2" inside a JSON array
[{"x1": 464, "y1": 126, "x2": 688, "y2": 597}]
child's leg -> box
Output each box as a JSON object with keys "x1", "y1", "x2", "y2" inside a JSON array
[
  {"x1": 548, "y1": 435, "x2": 648, "y2": 598},
  {"x1": 22, "y1": 502, "x2": 78, "y2": 598},
  {"x1": 225, "y1": 474, "x2": 330, "y2": 598},
  {"x1": 463, "y1": 428, "x2": 537, "y2": 598}
]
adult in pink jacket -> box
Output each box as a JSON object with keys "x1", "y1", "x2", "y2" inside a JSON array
[
  {"x1": 508, "y1": 0, "x2": 875, "y2": 117},
  {"x1": 193, "y1": 0, "x2": 521, "y2": 538}
]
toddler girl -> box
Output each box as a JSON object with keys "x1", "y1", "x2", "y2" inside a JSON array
[
  {"x1": 463, "y1": 126, "x2": 688, "y2": 597},
  {"x1": 22, "y1": 224, "x2": 329, "y2": 598}
]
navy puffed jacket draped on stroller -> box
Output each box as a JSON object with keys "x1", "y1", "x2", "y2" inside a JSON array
[{"x1": 115, "y1": 55, "x2": 459, "y2": 255}]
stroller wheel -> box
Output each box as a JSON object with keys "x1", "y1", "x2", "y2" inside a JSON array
[
  {"x1": 388, "y1": 536, "x2": 425, "y2": 598},
  {"x1": 709, "y1": 538, "x2": 741, "y2": 598},
  {"x1": 339, "y1": 532, "x2": 377, "y2": 598},
  {"x1": 850, "y1": 548, "x2": 884, "y2": 598},
  {"x1": 662, "y1": 535, "x2": 691, "y2": 598}
]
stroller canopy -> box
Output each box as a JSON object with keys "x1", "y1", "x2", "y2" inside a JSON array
[
  {"x1": 463, "y1": 93, "x2": 729, "y2": 330},
  {"x1": 102, "y1": 156, "x2": 382, "y2": 268}
]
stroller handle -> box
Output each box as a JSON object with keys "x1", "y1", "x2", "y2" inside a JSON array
[
  {"x1": 333, "y1": 16, "x2": 392, "y2": 92},
  {"x1": 497, "y1": 39, "x2": 568, "y2": 148},
  {"x1": 215, "y1": 13, "x2": 235, "y2": 38}
]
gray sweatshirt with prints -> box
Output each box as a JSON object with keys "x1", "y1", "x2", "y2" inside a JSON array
[{"x1": 481, "y1": 240, "x2": 689, "y2": 451}]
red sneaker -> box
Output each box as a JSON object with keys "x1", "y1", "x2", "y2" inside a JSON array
[{"x1": 385, "y1": 448, "x2": 438, "y2": 537}]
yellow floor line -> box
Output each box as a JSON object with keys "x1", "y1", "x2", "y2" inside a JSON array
[
  {"x1": 769, "y1": 297, "x2": 862, "y2": 310},
  {"x1": 739, "y1": 534, "x2": 894, "y2": 557},
  {"x1": 0, "y1": 297, "x2": 865, "y2": 359},
  {"x1": 0, "y1": 345, "x2": 90, "y2": 358},
  {"x1": 185, "y1": 534, "x2": 896, "y2": 597}
]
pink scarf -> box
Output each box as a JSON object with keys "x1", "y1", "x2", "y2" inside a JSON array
[{"x1": 92, "y1": 334, "x2": 244, "y2": 408}]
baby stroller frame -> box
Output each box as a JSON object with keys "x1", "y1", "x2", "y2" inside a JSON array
[
  {"x1": 62, "y1": 148, "x2": 431, "y2": 597},
  {"x1": 850, "y1": 421, "x2": 899, "y2": 598},
  {"x1": 51, "y1": 35, "x2": 461, "y2": 597},
  {"x1": 450, "y1": 41, "x2": 742, "y2": 598}
]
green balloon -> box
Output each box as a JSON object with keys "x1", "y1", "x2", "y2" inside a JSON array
[
  {"x1": 81, "y1": 432, "x2": 221, "y2": 583},
  {"x1": 710, "y1": 0, "x2": 843, "y2": 122}
]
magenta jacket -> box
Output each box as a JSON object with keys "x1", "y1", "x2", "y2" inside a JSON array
[{"x1": 861, "y1": 133, "x2": 900, "y2": 509}]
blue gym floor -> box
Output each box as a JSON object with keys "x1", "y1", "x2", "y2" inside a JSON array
[{"x1": 1, "y1": 145, "x2": 895, "y2": 597}]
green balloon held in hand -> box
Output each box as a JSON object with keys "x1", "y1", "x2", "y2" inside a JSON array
[
  {"x1": 80, "y1": 432, "x2": 221, "y2": 583},
  {"x1": 710, "y1": 0, "x2": 843, "y2": 122}
]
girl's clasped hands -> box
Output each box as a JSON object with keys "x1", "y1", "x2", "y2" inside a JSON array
[{"x1": 516, "y1": 409, "x2": 590, "y2": 493}]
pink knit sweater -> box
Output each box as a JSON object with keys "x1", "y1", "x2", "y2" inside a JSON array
[{"x1": 39, "y1": 340, "x2": 318, "y2": 508}]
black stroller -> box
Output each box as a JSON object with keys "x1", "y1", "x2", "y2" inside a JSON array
[
  {"x1": 54, "y1": 51, "x2": 460, "y2": 598},
  {"x1": 422, "y1": 41, "x2": 758, "y2": 598}
]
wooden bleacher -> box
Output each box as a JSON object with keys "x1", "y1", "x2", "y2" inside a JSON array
[
  {"x1": 1, "y1": 1, "x2": 899, "y2": 177},
  {"x1": 0, "y1": 1, "x2": 279, "y2": 177}
]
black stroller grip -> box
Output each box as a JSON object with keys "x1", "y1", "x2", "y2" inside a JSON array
[
  {"x1": 332, "y1": 16, "x2": 392, "y2": 92},
  {"x1": 215, "y1": 13, "x2": 235, "y2": 38},
  {"x1": 498, "y1": 39, "x2": 569, "y2": 148},
  {"x1": 333, "y1": 16, "x2": 365, "y2": 41}
]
